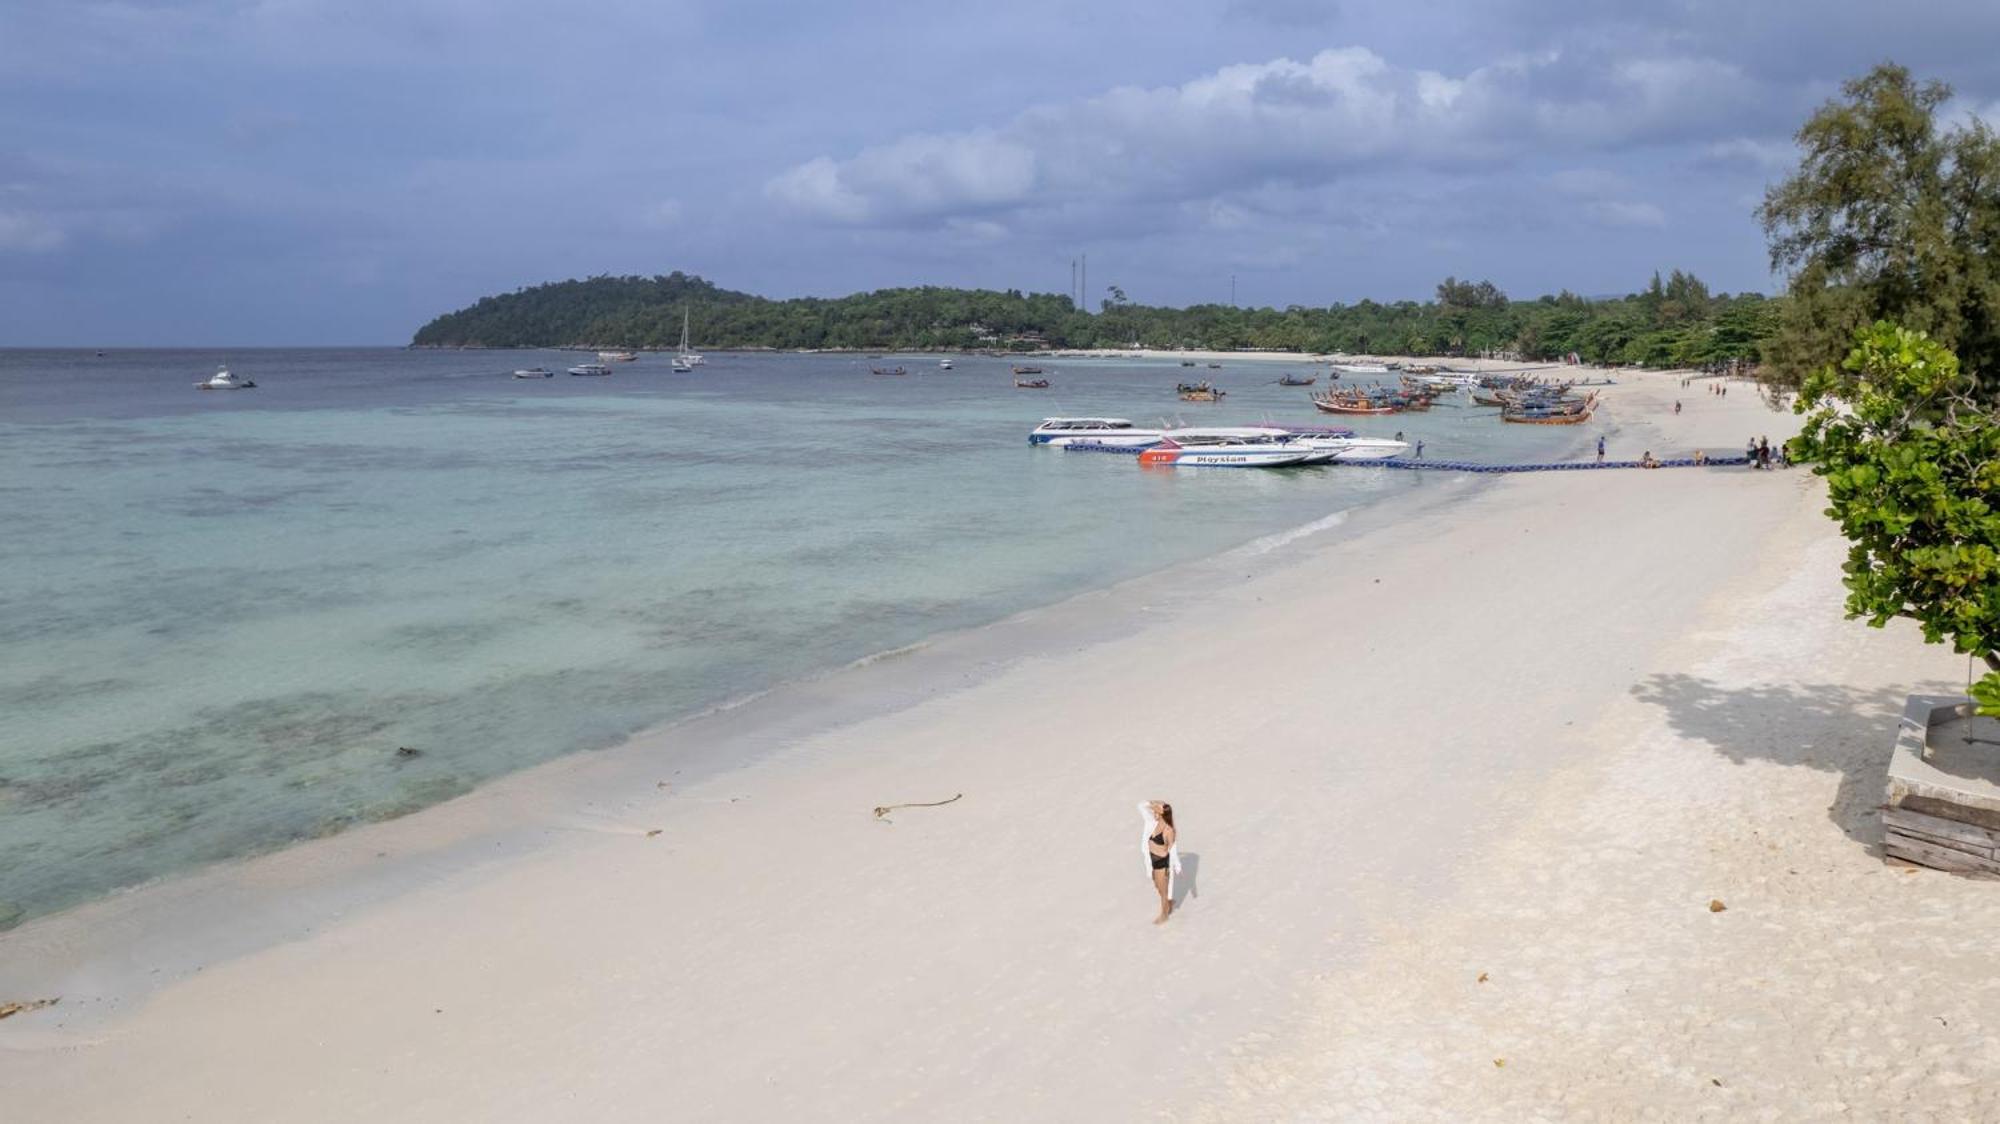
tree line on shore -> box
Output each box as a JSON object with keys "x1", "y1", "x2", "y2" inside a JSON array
[{"x1": 411, "y1": 268, "x2": 1778, "y2": 370}]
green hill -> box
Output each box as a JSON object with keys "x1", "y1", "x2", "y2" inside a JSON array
[{"x1": 412, "y1": 270, "x2": 1779, "y2": 368}]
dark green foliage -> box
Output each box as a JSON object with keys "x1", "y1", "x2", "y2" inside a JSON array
[
  {"x1": 1789, "y1": 323, "x2": 2000, "y2": 713},
  {"x1": 1759, "y1": 64, "x2": 2000, "y2": 399},
  {"x1": 413, "y1": 271, "x2": 1777, "y2": 366}
]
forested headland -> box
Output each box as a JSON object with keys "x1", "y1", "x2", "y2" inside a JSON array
[{"x1": 410, "y1": 270, "x2": 1779, "y2": 369}]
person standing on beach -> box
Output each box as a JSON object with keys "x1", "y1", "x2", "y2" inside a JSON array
[
  {"x1": 1597, "y1": 435, "x2": 1606, "y2": 463},
  {"x1": 1139, "y1": 801, "x2": 1179, "y2": 925},
  {"x1": 1415, "y1": 439, "x2": 1424, "y2": 459}
]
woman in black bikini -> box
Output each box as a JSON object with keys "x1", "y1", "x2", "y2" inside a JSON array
[{"x1": 1145, "y1": 801, "x2": 1177, "y2": 925}]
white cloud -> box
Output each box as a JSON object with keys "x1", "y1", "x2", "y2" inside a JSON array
[
  {"x1": 1588, "y1": 200, "x2": 1667, "y2": 228},
  {"x1": 767, "y1": 46, "x2": 1755, "y2": 230},
  {"x1": 765, "y1": 131, "x2": 1036, "y2": 223},
  {"x1": 641, "y1": 199, "x2": 685, "y2": 229},
  {"x1": 0, "y1": 209, "x2": 65, "y2": 252},
  {"x1": 1697, "y1": 137, "x2": 1796, "y2": 172}
]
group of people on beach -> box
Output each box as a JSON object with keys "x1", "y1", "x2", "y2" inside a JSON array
[{"x1": 1747, "y1": 435, "x2": 1783, "y2": 469}]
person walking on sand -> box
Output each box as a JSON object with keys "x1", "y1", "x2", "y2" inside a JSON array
[
  {"x1": 1596, "y1": 435, "x2": 1606, "y2": 463},
  {"x1": 1138, "y1": 801, "x2": 1180, "y2": 925},
  {"x1": 1674, "y1": 400, "x2": 1682, "y2": 415}
]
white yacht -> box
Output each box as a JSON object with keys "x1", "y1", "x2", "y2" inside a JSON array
[
  {"x1": 1138, "y1": 427, "x2": 1319, "y2": 467},
  {"x1": 195, "y1": 366, "x2": 255, "y2": 390},
  {"x1": 567, "y1": 362, "x2": 612, "y2": 377},
  {"x1": 675, "y1": 309, "x2": 704, "y2": 368},
  {"x1": 1029, "y1": 417, "x2": 1165, "y2": 447},
  {"x1": 597, "y1": 350, "x2": 638, "y2": 362},
  {"x1": 512, "y1": 367, "x2": 553, "y2": 379}
]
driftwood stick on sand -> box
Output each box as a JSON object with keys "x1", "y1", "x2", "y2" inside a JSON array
[
  {"x1": 873, "y1": 793, "x2": 963, "y2": 820},
  {"x1": 0, "y1": 997, "x2": 60, "y2": 1020}
]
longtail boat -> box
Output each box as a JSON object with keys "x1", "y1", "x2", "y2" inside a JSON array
[
  {"x1": 1177, "y1": 381, "x2": 1225, "y2": 402},
  {"x1": 1502, "y1": 406, "x2": 1595, "y2": 424},
  {"x1": 870, "y1": 366, "x2": 908, "y2": 376},
  {"x1": 1278, "y1": 374, "x2": 1317, "y2": 386},
  {"x1": 1312, "y1": 394, "x2": 1399, "y2": 415},
  {"x1": 1012, "y1": 365, "x2": 1045, "y2": 375},
  {"x1": 1014, "y1": 378, "x2": 1051, "y2": 389}
]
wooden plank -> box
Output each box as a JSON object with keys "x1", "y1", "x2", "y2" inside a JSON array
[
  {"x1": 1882, "y1": 807, "x2": 2000, "y2": 856},
  {"x1": 1883, "y1": 834, "x2": 2000, "y2": 877},
  {"x1": 1897, "y1": 794, "x2": 2000, "y2": 832}
]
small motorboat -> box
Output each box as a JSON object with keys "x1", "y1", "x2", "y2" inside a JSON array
[
  {"x1": 1179, "y1": 360, "x2": 1196, "y2": 367},
  {"x1": 512, "y1": 367, "x2": 553, "y2": 379},
  {"x1": 871, "y1": 366, "x2": 908, "y2": 376},
  {"x1": 939, "y1": 358, "x2": 955, "y2": 370},
  {"x1": 597, "y1": 350, "x2": 638, "y2": 362},
  {"x1": 1206, "y1": 362, "x2": 1222, "y2": 369},
  {"x1": 1278, "y1": 374, "x2": 1317, "y2": 386},
  {"x1": 1012, "y1": 365, "x2": 1044, "y2": 375},
  {"x1": 195, "y1": 366, "x2": 255, "y2": 390},
  {"x1": 1014, "y1": 378, "x2": 1051, "y2": 389},
  {"x1": 568, "y1": 363, "x2": 612, "y2": 376}
]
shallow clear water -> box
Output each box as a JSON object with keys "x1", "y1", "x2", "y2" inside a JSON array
[{"x1": 0, "y1": 349, "x2": 1589, "y2": 923}]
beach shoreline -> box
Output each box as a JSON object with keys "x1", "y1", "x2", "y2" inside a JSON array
[{"x1": 9, "y1": 370, "x2": 1962, "y2": 1121}]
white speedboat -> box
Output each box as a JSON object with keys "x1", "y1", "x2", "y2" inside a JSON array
[
  {"x1": 512, "y1": 367, "x2": 553, "y2": 379},
  {"x1": 597, "y1": 350, "x2": 638, "y2": 362},
  {"x1": 939, "y1": 358, "x2": 954, "y2": 369},
  {"x1": 1257, "y1": 425, "x2": 1410, "y2": 462},
  {"x1": 1332, "y1": 363, "x2": 1392, "y2": 376},
  {"x1": 1029, "y1": 417, "x2": 1165, "y2": 447},
  {"x1": 567, "y1": 363, "x2": 612, "y2": 377},
  {"x1": 1138, "y1": 427, "x2": 1318, "y2": 467},
  {"x1": 195, "y1": 366, "x2": 255, "y2": 390}
]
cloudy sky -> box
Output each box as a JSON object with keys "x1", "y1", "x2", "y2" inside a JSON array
[{"x1": 4, "y1": 0, "x2": 1999, "y2": 344}]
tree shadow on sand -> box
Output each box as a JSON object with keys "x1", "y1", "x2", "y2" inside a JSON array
[{"x1": 1629, "y1": 672, "x2": 1962, "y2": 852}]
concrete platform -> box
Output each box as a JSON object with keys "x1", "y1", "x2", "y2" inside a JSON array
[{"x1": 1884, "y1": 695, "x2": 2000, "y2": 874}]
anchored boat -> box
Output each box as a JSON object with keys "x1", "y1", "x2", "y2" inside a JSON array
[
  {"x1": 1029, "y1": 417, "x2": 1165, "y2": 447},
  {"x1": 195, "y1": 366, "x2": 255, "y2": 390},
  {"x1": 1138, "y1": 428, "x2": 1317, "y2": 468}
]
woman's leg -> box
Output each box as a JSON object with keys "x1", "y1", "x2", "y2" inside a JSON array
[{"x1": 1151, "y1": 868, "x2": 1172, "y2": 923}]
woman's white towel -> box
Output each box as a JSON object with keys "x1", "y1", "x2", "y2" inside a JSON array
[{"x1": 1137, "y1": 802, "x2": 1182, "y2": 900}]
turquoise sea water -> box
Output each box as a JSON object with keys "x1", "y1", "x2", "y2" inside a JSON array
[{"x1": 0, "y1": 349, "x2": 1590, "y2": 924}]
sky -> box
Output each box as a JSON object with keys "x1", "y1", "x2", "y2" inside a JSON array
[{"x1": 4, "y1": 1, "x2": 1999, "y2": 344}]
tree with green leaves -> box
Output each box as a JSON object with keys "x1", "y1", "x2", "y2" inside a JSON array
[
  {"x1": 1758, "y1": 63, "x2": 2000, "y2": 398},
  {"x1": 1789, "y1": 323, "x2": 2000, "y2": 713}
]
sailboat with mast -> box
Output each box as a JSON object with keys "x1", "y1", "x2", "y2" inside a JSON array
[{"x1": 672, "y1": 308, "x2": 705, "y2": 372}]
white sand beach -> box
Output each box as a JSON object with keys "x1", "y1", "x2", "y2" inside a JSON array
[{"x1": 5, "y1": 371, "x2": 1996, "y2": 1121}]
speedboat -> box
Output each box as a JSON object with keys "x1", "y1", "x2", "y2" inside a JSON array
[
  {"x1": 512, "y1": 367, "x2": 553, "y2": 379},
  {"x1": 1138, "y1": 427, "x2": 1318, "y2": 467},
  {"x1": 597, "y1": 350, "x2": 638, "y2": 362},
  {"x1": 567, "y1": 363, "x2": 612, "y2": 376},
  {"x1": 1332, "y1": 363, "x2": 1392, "y2": 376},
  {"x1": 939, "y1": 358, "x2": 954, "y2": 370},
  {"x1": 195, "y1": 366, "x2": 255, "y2": 390},
  {"x1": 1029, "y1": 417, "x2": 1164, "y2": 447},
  {"x1": 1258, "y1": 425, "x2": 1410, "y2": 462}
]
